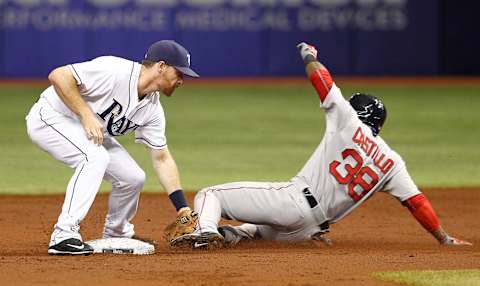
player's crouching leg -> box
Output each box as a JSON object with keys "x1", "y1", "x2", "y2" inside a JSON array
[
  {"x1": 48, "y1": 147, "x2": 110, "y2": 255},
  {"x1": 103, "y1": 166, "x2": 146, "y2": 239}
]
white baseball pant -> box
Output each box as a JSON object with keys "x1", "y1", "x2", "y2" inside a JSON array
[
  {"x1": 194, "y1": 181, "x2": 323, "y2": 242},
  {"x1": 26, "y1": 98, "x2": 145, "y2": 246}
]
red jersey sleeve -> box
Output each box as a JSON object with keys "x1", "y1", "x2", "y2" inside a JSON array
[
  {"x1": 403, "y1": 193, "x2": 441, "y2": 232},
  {"x1": 308, "y1": 67, "x2": 334, "y2": 103}
]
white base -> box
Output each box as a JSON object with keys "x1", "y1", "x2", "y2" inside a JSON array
[{"x1": 85, "y1": 238, "x2": 155, "y2": 255}]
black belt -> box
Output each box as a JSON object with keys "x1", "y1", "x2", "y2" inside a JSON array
[
  {"x1": 302, "y1": 188, "x2": 318, "y2": 208},
  {"x1": 302, "y1": 188, "x2": 330, "y2": 233}
]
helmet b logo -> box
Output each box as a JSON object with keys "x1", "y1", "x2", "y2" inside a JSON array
[{"x1": 186, "y1": 53, "x2": 191, "y2": 67}]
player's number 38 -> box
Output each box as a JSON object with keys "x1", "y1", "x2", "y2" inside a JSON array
[{"x1": 329, "y1": 149, "x2": 379, "y2": 202}]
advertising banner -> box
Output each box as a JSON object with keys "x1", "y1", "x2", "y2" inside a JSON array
[{"x1": 0, "y1": 0, "x2": 438, "y2": 76}]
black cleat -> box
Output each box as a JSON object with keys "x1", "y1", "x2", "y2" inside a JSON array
[
  {"x1": 171, "y1": 232, "x2": 224, "y2": 250},
  {"x1": 193, "y1": 232, "x2": 224, "y2": 249},
  {"x1": 170, "y1": 233, "x2": 197, "y2": 249},
  {"x1": 48, "y1": 238, "x2": 94, "y2": 255}
]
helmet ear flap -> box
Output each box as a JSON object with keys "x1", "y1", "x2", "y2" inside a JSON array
[{"x1": 348, "y1": 93, "x2": 387, "y2": 136}]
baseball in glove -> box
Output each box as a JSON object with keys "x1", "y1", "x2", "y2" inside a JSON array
[{"x1": 163, "y1": 208, "x2": 198, "y2": 244}]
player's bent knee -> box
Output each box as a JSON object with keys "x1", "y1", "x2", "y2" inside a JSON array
[
  {"x1": 194, "y1": 190, "x2": 204, "y2": 203},
  {"x1": 87, "y1": 147, "x2": 110, "y2": 169},
  {"x1": 115, "y1": 168, "x2": 145, "y2": 192},
  {"x1": 194, "y1": 187, "x2": 212, "y2": 199},
  {"x1": 127, "y1": 168, "x2": 145, "y2": 191},
  {"x1": 193, "y1": 188, "x2": 206, "y2": 202},
  {"x1": 194, "y1": 187, "x2": 220, "y2": 207}
]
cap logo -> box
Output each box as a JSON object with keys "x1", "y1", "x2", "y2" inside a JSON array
[{"x1": 187, "y1": 53, "x2": 191, "y2": 67}]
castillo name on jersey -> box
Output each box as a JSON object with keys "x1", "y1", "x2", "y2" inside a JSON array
[{"x1": 352, "y1": 127, "x2": 394, "y2": 174}]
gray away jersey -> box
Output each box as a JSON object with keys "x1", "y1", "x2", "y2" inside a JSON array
[
  {"x1": 293, "y1": 83, "x2": 420, "y2": 224},
  {"x1": 40, "y1": 56, "x2": 167, "y2": 149}
]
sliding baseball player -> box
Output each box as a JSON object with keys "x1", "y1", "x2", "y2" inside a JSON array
[{"x1": 165, "y1": 42, "x2": 471, "y2": 249}]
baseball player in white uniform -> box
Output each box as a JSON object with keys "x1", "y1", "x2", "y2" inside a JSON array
[
  {"x1": 26, "y1": 40, "x2": 200, "y2": 255},
  {"x1": 170, "y1": 42, "x2": 472, "y2": 249}
]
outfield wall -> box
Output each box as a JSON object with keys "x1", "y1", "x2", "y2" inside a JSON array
[{"x1": 0, "y1": 0, "x2": 479, "y2": 77}]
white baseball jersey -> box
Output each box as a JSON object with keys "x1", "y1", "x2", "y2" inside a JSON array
[
  {"x1": 40, "y1": 56, "x2": 167, "y2": 149},
  {"x1": 27, "y1": 56, "x2": 169, "y2": 246},
  {"x1": 293, "y1": 83, "x2": 420, "y2": 224},
  {"x1": 191, "y1": 80, "x2": 421, "y2": 243}
]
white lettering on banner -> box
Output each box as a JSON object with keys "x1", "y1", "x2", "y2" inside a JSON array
[
  {"x1": 0, "y1": 0, "x2": 408, "y2": 31},
  {"x1": 5, "y1": 0, "x2": 67, "y2": 5},
  {"x1": 175, "y1": 9, "x2": 291, "y2": 31},
  {"x1": 184, "y1": 0, "x2": 284, "y2": 6},
  {"x1": 136, "y1": 0, "x2": 176, "y2": 6},
  {"x1": 87, "y1": 0, "x2": 129, "y2": 7},
  {"x1": 298, "y1": 7, "x2": 407, "y2": 31},
  {"x1": 184, "y1": 0, "x2": 224, "y2": 6},
  {"x1": 2, "y1": 0, "x2": 407, "y2": 8},
  {"x1": 0, "y1": 8, "x2": 166, "y2": 30},
  {"x1": 1, "y1": 8, "x2": 30, "y2": 27},
  {"x1": 283, "y1": 0, "x2": 303, "y2": 6},
  {"x1": 48, "y1": 0, "x2": 67, "y2": 4},
  {"x1": 11, "y1": 0, "x2": 41, "y2": 6},
  {"x1": 310, "y1": 0, "x2": 350, "y2": 7},
  {"x1": 230, "y1": 0, "x2": 305, "y2": 6}
]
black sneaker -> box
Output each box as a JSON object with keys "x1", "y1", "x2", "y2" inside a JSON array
[{"x1": 48, "y1": 238, "x2": 94, "y2": 255}]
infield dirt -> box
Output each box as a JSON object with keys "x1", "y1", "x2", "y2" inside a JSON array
[{"x1": 0, "y1": 188, "x2": 478, "y2": 286}]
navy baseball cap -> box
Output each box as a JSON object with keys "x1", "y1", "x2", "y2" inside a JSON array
[{"x1": 144, "y1": 40, "x2": 199, "y2": 78}]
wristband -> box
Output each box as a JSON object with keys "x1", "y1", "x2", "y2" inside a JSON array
[
  {"x1": 168, "y1": 189, "x2": 188, "y2": 211},
  {"x1": 303, "y1": 54, "x2": 316, "y2": 65}
]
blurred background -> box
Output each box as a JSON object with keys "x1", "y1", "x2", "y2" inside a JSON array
[
  {"x1": 1, "y1": 0, "x2": 479, "y2": 194},
  {"x1": 1, "y1": 0, "x2": 479, "y2": 77}
]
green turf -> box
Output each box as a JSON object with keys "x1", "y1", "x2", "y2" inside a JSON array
[
  {"x1": 373, "y1": 269, "x2": 480, "y2": 286},
  {"x1": 1, "y1": 83, "x2": 479, "y2": 194}
]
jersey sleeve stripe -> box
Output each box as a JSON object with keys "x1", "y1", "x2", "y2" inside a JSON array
[
  {"x1": 126, "y1": 61, "x2": 135, "y2": 113},
  {"x1": 135, "y1": 137, "x2": 167, "y2": 149},
  {"x1": 309, "y1": 68, "x2": 333, "y2": 103},
  {"x1": 69, "y1": 64, "x2": 83, "y2": 86}
]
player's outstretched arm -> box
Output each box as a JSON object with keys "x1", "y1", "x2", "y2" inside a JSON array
[
  {"x1": 149, "y1": 147, "x2": 199, "y2": 244},
  {"x1": 297, "y1": 42, "x2": 334, "y2": 103},
  {"x1": 149, "y1": 147, "x2": 193, "y2": 214},
  {"x1": 403, "y1": 193, "x2": 472, "y2": 246}
]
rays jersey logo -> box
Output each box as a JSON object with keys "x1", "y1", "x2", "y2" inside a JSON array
[{"x1": 97, "y1": 99, "x2": 139, "y2": 136}]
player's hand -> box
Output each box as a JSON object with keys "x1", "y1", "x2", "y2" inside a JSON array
[
  {"x1": 81, "y1": 114, "x2": 104, "y2": 146},
  {"x1": 297, "y1": 42, "x2": 318, "y2": 63},
  {"x1": 441, "y1": 236, "x2": 472, "y2": 246},
  {"x1": 311, "y1": 233, "x2": 332, "y2": 247}
]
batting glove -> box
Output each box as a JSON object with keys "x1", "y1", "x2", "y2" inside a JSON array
[{"x1": 297, "y1": 42, "x2": 318, "y2": 64}]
